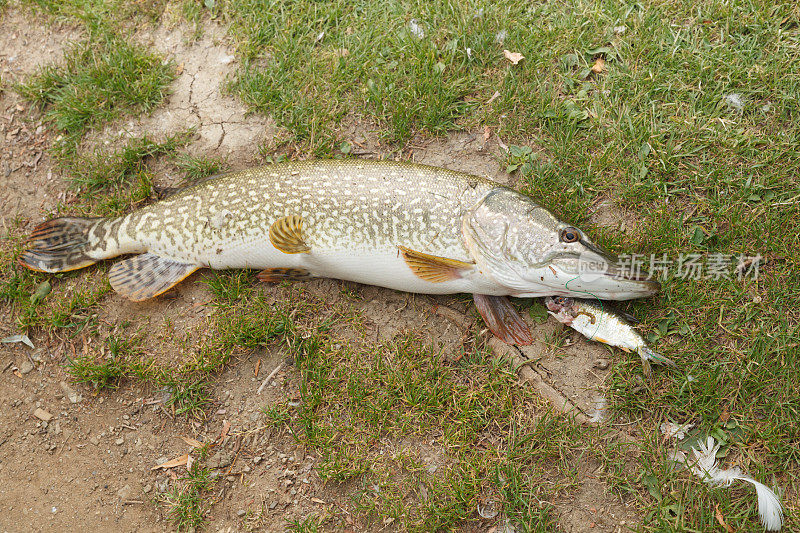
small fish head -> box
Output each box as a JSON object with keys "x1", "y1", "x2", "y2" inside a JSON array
[
  {"x1": 464, "y1": 188, "x2": 660, "y2": 300},
  {"x1": 544, "y1": 296, "x2": 574, "y2": 313}
]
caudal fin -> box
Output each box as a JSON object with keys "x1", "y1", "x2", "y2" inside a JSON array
[
  {"x1": 20, "y1": 217, "x2": 107, "y2": 273},
  {"x1": 638, "y1": 345, "x2": 677, "y2": 369}
]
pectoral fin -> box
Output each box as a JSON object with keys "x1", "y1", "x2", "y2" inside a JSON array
[
  {"x1": 399, "y1": 246, "x2": 474, "y2": 283},
  {"x1": 270, "y1": 215, "x2": 310, "y2": 254},
  {"x1": 473, "y1": 294, "x2": 534, "y2": 345},
  {"x1": 257, "y1": 268, "x2": 312, "y2": 283},
  {"x1": 109, "y1": 253, "x2": 198, "y2": 301}
]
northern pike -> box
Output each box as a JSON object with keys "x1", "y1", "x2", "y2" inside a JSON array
[
  {"x1": 20, "y1": 160, "x2": 659, "y2": 344},
  {"x1": 544, "y1": 296, "x2": 676, "y2": 375}
]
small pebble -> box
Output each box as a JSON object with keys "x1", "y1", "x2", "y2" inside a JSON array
[
  {"x1": 19, "y1": 360, "x2": 34, "y2": 375},
  {"x1": 593, "y1": 358, "x2": 610, "y2": 370},
  {"x1": 236, "y1": 509, "x2": 246, "y2": 517},
  {"x1": 117, "y1": 484, "x2": 132, "y2": 500},
  {"x1": 33, "y1": 408, "x2": 53, "y2": 422},
  {"x1": 59, "y1": 382, "x2": 82, "y2": 404}
]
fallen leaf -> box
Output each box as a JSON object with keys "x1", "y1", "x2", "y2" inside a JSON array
[
  {"x1": 179, "y1": 436, "x2": 204, "y2": 448},
  {"x1": 216, "y1": 420, "x2": 231, "y2": 443},
  {"x1": 715, "y1": 504, "x2": 734, "y2": 533},
  {"x1": 503, "y1": 50, "x2": 524, "y2": 65},
  {"x1": 487, "y1": 90, "x2": 501, "y2": 104},
  {"x1": 483, "y1": 125, "x2": 491, "y2": 141},
  {"x1": 591, "y1": 57, "x2": 606, "y2": 73},
  {"x1": 186, "y1": 454, "x2": 195, "y2": 471},
  {"x1": 2, "y1": 334, "x2": 35, "y2": 349},
  {"x1": 311, "y1": 498, "x2": 326, "y2": 504},
  {"x1": 176, "y1": 62, "x2": 184, "y2": 75},
  {"x1": 151, "y1": 453, "x2": 189, "y2": 471},
  {"x1": 254, "y1": 359, "x2": 261, "y2": 377}
]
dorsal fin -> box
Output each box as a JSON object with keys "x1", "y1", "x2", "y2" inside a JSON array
[
  {"x1": 108, "y1": 253, "x2": 198, "y2": 301},
  {"x1": 398, "y1": 246, "x2": 474, "y2": 283},
  {"x1": 269, "y1": 215, "x2": 310, "y2": 254},
  {"x1": 153, "y1": 171, "x2": 231, "y2": 199}
]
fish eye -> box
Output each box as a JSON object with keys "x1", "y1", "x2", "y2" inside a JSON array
[{"x1": 560, "y1": 227, "x2": 580, "y2": 243}]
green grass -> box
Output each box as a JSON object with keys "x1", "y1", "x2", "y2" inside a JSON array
[
  {"x1": 202, "y1": 270, "x2": 253, "y2": 303},
  {"x1": 180, "y1": 0, "x2": 222, "y2": 40},
  {"x1": 225, "y1": 0, "x2": 500, "y2": 153},
  {"x1": 18, "y1": 31, "x2": 174, "y2": 157},
  {"x1": 285, "y1": 514, "x2": 325, "y2": 533},
  {"x1": 66, "y1": 332, "x2": 214, "y2": 415},
  {"x1": 175, "y1": 153, "x2": 225, "y2": 184},
  {"x1": 162, "y1": 462, "x2": 218, "y2": 531},
  {"x1": 21, "y1": 0, "x2": 168, "y2": 27},
  {"x1": 294, "y1": 338, "x2": 578, "y2": 531},
  {"x1": 68, "y1": 132, "x2": 191, "y2": 193}
]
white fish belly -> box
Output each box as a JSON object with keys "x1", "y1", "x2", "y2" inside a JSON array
[{"x1": 198, "y1": 238, "x2": 509, "y2": 296}]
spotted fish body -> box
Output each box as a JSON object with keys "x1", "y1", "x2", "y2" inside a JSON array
[
  {"x1": 66, "y1": 160, "x2": 501, "y2": 295},
  {"x1": 21, "y1": 159, "x2": 661, "y2": 344}
]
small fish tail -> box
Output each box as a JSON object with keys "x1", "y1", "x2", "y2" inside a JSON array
[
  {"x1": 638, "y1": 345, "x2": 676, "y2": 368},
  {"x1": 19, "y1": 217, "x2": 121, "y2": 273}
]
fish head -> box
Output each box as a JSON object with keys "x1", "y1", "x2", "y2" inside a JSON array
[
  {"x1": 543, "y1": 296, "x2": 575, "y2": 313},
  {"x1": 463, "y1": 188, "x2": 660, "y2": 300}
]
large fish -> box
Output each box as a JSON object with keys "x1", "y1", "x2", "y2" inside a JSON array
[{"x1": 20, "y1": 159, "x2": 659, "y2": 344}]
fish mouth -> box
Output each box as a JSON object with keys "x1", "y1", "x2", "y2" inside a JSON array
[
  {"x1": 564, "y1": 249, "x2": 661, "y2": 299},
  {"x1": 601, "y1": 264, "x2": 661, "y2": 297}
]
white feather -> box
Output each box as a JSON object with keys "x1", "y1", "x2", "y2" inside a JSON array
[
  {"x1": 736, "y1": 474, "x2": 785, "y2": 531},
  {"x1": 689, "y1": 437, "x2": 783, "y2": 531}
]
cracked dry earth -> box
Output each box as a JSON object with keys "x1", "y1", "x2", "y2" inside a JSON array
[
  {"x1": 1, "y1": 10, "x2": 642, "y2": 533},
  {"x1": 98, "y1": 22, "x2": 277, "y2": 160}
]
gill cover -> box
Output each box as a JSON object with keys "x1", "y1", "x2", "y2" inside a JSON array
[{"x1": 462, "y1": 188, "x2": 558, "y2": 293}]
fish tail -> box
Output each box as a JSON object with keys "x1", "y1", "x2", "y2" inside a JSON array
[
  {"x1": 19, "y1": 217, "x2": 123, "y2": 273},
  {"x1": 638, "y1": 345, "x2": 676, "y2": 369}
]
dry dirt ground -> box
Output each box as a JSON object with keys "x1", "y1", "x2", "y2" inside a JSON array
[{"x1": 0, "y1": 9, "x2": 643, "y2": 533}]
